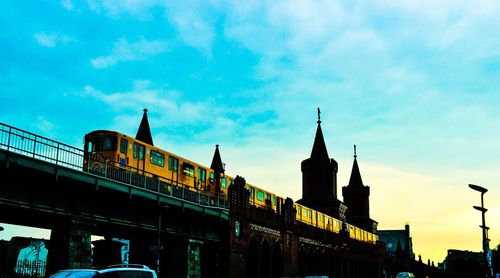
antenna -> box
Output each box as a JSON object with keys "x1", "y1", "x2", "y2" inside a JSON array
[
  {"x1": 317, "y1": 107, "x2": 321, "y2": 124},
  {"x1": 354, "y1": 144, "x2": 357, "y2": 158}
]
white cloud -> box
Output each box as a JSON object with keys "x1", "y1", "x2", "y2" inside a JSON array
[
  {"x1": 90, "y1": 38, "x2": 169, "y2": 69},
  {"x1": 87, "y1": 0, "x2": 163, "y2": 18},
  {"x1": 165, "y1": 1, "x2": 217, "y2": 56},
  {"x1": 33, "y1": 33, "x2": 76, "y2": 47},
  {"x1": 33, "y1": 116, "x2": 55, "y2": 134},
  {"x1": 81, "y1": 81, "x2": 211, "y2": 126},
  {"x1": 85, "y1": 0, "x2": 219, "y2": 56},
  {"x1": 60, "y1": 0, "x2": 74, "y2": 11}
]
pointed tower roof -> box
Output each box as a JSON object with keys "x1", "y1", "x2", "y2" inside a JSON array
[
  {"x1": 210, "y1": 144, "x2": 225, "y2": 174},
  {"x1": 310, "y1": 108, "x2": 329, "y2": 159},
  {"x1": 135, "y1": 108, "x2": 154, "y2": 146},
  {"x1": 348, "y1": 144, "x2": 364, "y2": 187}
]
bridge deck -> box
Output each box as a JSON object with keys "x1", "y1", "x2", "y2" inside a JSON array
[{"x1": 0, "y1": 122, "x2": 229, "y2": 219}]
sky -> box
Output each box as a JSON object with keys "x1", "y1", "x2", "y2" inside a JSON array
[{"x1": 1, "y1": 0, "x2": 500, "y2": 264}]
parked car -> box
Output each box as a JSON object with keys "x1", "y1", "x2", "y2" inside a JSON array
[
  {"x1": 50, "y1": 264, "x2": 157, "y2": 278},
  {"x1": 395, "y1": 272, "x2": 415, "y2": 278}
]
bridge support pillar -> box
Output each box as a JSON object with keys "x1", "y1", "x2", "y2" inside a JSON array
[{"x1": 46, "y1": 222, "x2": 92, "y2": 275}]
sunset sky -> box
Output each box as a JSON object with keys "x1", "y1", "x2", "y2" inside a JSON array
[{"x1": 1, "y1": 0, "x2": 500, "y2": 263}]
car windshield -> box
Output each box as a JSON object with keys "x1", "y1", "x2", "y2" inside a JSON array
[{"x1": 51, "y1": 270, "x2": 97, "y2": 278}]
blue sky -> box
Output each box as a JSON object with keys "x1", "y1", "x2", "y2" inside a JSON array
[{"x1": 1, "y1": 0, "x2": 500, "y2": 263}]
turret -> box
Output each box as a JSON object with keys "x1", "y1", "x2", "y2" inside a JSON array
[
  {"x1": 297, "y1": 108, "x2": 346, "y2": 219},
  {"x1": 342, "y1": 145, "x2": 377, "y2": 233}
]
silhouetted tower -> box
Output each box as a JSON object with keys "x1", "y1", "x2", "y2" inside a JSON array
[
  {"x1": 297, "y1": 108, "x2": 346, "y2": 219},
  {"x1": 135, "y1": 108, "x2": 154, "y2": 146},
  {"x1": 342, "y1": 145, "x2": 377, "y2": 233},
  {"x1": 210, "y1": 144, "x2": 225, "y2": 192}
]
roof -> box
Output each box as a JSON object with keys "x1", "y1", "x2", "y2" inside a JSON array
[
  {"x1": 135, "y1": 109, "x2": 154, "y2": 146},
  {"x1": 210, "y1": 144, "x2": 225, "y2": 173},
  {"x1": 310, "y1": 122, "x2": 329, "y2": 159},
  {"x1": 347, "y1": 150, "x2": 364, "y2": 187}
]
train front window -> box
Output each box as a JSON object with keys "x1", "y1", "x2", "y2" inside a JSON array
[
  {"x1": 88, "y1": 136, "x2": 117, "y2": 152},
  {"x1": 102, "y1": 137, "x2": 116, "y2": 151}
]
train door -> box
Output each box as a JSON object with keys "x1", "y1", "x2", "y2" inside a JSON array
[
  {"x1": 197, "y1": 167, "x2": 206, "y2": 190},
  {"x1": 133, "y1": 142, "x2": 145, "y2": 173},
  {"x1": 168, "y1": 156, "x2": 179, "y2": 186}
]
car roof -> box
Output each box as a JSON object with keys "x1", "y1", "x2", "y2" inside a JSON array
[{"x1": 51, "y1": 265, "x2": 155, "y2": 278}]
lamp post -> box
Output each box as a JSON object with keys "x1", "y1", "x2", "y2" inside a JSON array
[{"x1": 468, "y1": 184, "x2": 492, "y2": 278}]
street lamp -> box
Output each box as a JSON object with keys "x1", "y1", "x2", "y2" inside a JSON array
[{"x1": 468, "y1": 184, "x2": 493, "y2": 278}]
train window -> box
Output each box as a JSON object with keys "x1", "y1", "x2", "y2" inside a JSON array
[
  {"x1": 257, "y1": 190, "x2": 264, "y2": 201},
  {"x1": 273, "y1": 196, "x2": 277, "y2": 205},
  {"x1": 182, "y1": 163, "x2": 194, "y2": 177},
  {"x1": 168, "y1": 156, "x2": 178, "y2": 171},
  {"x1": 120, "y1": 138, "x2": 128, "y2": 154},
  {"x1": 133, "y1": 143, "x2": 144, "y2": 160},
  {"x1": 102, "y1": 136, "x2": 117, "y2": 151},
  {"x1": 88, "y1": 136, "x2": 117, "y2": 152},
  {"x1": 221, "y1": 177, "x2": 227, "y2": 189},
  {"x1": 198, "y1": 168, "x2": 206, "y2": 183},
  {"x1": 249, "y1": 187, "x2": 254, "y2": 199},
  {"x1": 150, "y1": 150, "x2": 164, "y2": 167}
]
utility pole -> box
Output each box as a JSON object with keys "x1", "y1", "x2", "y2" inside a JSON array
[{"x1": 469, "y1": 184, "x2": 493, "y2": 278}]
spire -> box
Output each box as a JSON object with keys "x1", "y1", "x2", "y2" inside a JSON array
[
  {"x1": 210, "y1": 144, "x2": 225, "y2": 174},
  {"x1": 348, "y1": 144, "x2": 364, "y2": 187},
  {"x1": 210, "y1": 144, "x2": 224, "y2": 192},
  {"x1": 135, "y1": 108, "x2": 154, "y2": 146},
  {"x1": 310, "y1": 108, "x2": 329, "y2": 159}
]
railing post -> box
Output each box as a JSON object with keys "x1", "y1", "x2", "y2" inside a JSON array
[
  {"x1": 55, "y1": 143, "x2": 60, "y2": 166},
  {"x1": 104, "y1": 160, "x2": 108, "y2": 178},
  {"x1": 32, "y1": 136, "x2": 37, "y2": 158},
  {"x1": 6, "y1": 127, "x2": 11, "y2": 151},
  {"x1": 129, "y1": 170, "x2": 133, "y2": 185}
]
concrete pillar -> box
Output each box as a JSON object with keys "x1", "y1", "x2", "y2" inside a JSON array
[{"x1": 46, "y1": 223, "x2": 92, "y2": 275}]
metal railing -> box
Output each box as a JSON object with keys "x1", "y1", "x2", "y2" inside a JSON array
[
  {"x1": 0, "y1": 123, "x2": 84, "y2": 170},
  {"x1": 0, "y1": 123, "x2": 229, "y2": 210}
]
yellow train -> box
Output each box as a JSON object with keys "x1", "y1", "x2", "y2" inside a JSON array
[{"x1": 83, "y1": 129, "x2": 377, "y2": 244}]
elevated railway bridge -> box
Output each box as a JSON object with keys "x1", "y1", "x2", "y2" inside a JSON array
[{"x1": 0, "y1": 123, "x2": 385, "y2": 278}]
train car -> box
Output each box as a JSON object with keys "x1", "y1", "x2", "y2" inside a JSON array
[
  {"x1": 246, "y1": 183, "x2": 279, "y2": 211},
  {"x1": 83, "y1": 128, "x2": 378, "y2": 245},
  {"x1": 83, "y1": 130, "x2": 229, "y2": 195}
]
